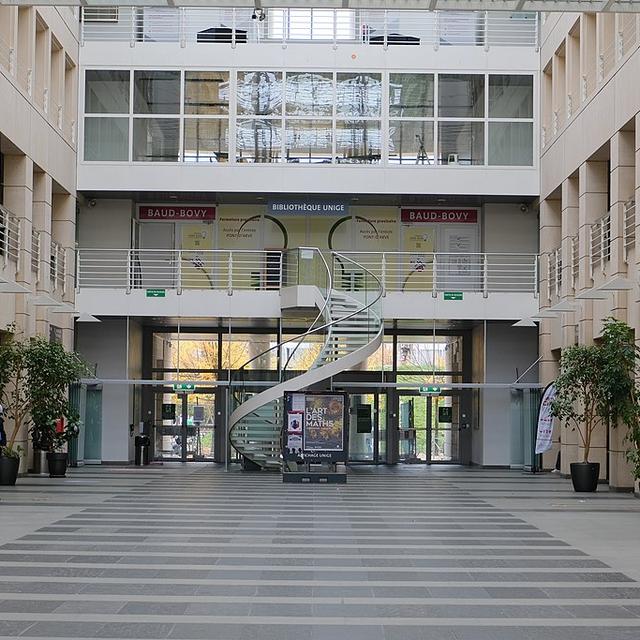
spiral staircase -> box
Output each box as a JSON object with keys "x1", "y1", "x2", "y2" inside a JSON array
[{"x1": 228, "y1": 250, "x2": 384, "y2": 470}]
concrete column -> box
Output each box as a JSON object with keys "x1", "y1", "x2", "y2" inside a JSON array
[
  {"x1": 51, "y1": 191, "x2": 76, "y2": 348},
  {"x1": 32, "y1": 171, "x2": 52, "y2": 337},
  {"x1": 3, "y1": 153, "x2": 34, "y2": 337}
]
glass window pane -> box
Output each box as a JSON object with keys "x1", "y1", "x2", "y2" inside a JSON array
[
  {"x1": 336, "y1": 73, "x2": 382, "y2": 117},
  {"x1": 184, "y1": 71, "x2": 230, "y2": 115},
  {"x1": 237, "y1": 71, "x2": 283, "y2": 116},
  {"x1": 134, "y1": 70, "x2": 180, "y2": 114},
  {"x1": 184, "y1": 119, "x2": 229, "y2": 163},
  {"x1": 389, "y1": 121, "x2": 434, "y2": 165},
  {"x1": 438, "y1": 74, "x2": 484, "y2": 118},
  {"x1": 85, "y1": 70, "x2": 130, "y2": 114},
  {"x1": 488, "y1": 122, "x2": 533, "y2": 166},
  {"x1": 489, "y1": 75, "x2": 533, "y2": 118},
  {"x1": 236, "y1": 119, "x2": 282, "y2": 163},
  {"x1": 133, "y1": 118, "x2": 180, "y2": 162},
  {"x1": 336, "y1": 121, "x2": 381, "y2": 164},
  {"x1": 285, "y1": 72, "x2": 333, "y2": 116},
  {"x1": 389, "y1": 74, "x2": 434, "y2": 117},
  {"x1": 83, "y1": 117, "x2": 129, "y2": 161},
  {"x1": 438, "y1": 121, "x2": 484, "y2": 165},
  {"x1": 285, "y1": 119, "x2": 332, "y2": 164}
]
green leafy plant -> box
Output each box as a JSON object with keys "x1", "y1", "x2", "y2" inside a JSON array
[
  {"x1": 25, "y1": 337, "x2": 89, "y2": 453},
  {"x1": 0, "y1": 336, "x2": 89, "y2": 459},
  {"x1": 551, "y1": 317, "x2": 640, "y2": 477},
  {"x1": 0, "y1": 339, "x2": 30, "y2": 459}
]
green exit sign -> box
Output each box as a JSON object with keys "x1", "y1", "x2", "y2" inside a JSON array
[
  {"x1": 173, "y1": 383, "x2": 195, "y2": 392},
  {"x1": 420, "y1": 385, "x2": 441, "y2": 395},
  {"x1": 443, "y1": 291, "x2": 463, "y2": 301},
  {"x1": 146, "y1": 288, "x2": 166, "y2": 298}
]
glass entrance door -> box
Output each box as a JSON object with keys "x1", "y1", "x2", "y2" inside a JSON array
[
  {"x1": 153, "y1": 391, "x2": 215, "y2": 461},
  {"x1": 346, "y1": 391, "x2": 387, "y2": 463},
  {"x1": 399, "y1": 394, "x2": 460, "y2": 463}
]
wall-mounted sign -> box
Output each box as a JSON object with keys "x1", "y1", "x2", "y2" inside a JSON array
[
  {"x1": 443, "y1": 291, "x2": 464, "y2": 301},
  {"x1": 438, "y1": 406, "x2": 453, "y2": 423},
  {"x1": 146, "y1": 289, "x2": 166, "y2": 298},
  {"x1": 401, "y1": 208, "x2": 478, "y2": 224},
  {"x1": 268, "y1": 199, "x2": 349, "y2": 216},
  {"x1": 138, "y1": 205, "x2": 216, "y2": 221},
  {"x1": 419, "y1": 385, "x2": 441, "y2": 395},
  {"x1": 173, "y1": 383, "x2": 196, "y2": 392}
]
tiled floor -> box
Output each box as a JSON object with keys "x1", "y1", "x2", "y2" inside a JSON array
[{"x1": 0, "y1": 464, "x2": 639, "y2": 639}]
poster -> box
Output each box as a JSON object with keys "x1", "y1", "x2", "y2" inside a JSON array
[
  {"x1": 283, "y1": 392, "x2": 348, "y2": 462},
  {"x1": 535, "y1": 383, "x2": 557, "y2": 454},
  {"x1": 303, "y1": 395, "x2": 345, "y2": 451}
]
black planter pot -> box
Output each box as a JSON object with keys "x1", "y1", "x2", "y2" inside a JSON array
[
  {"x1": 570, "y1": 462, "x2": 600, "y2": 492},
  {"x1": 0, "y1": 456, "x2": 20, "y2": 486},
  {"x1": 46, "y1": 452, "x2": 68, "y2": 478}
]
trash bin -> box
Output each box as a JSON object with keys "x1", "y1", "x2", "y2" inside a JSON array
[{"x1": 134, "y1": 435, "x2": 151, "y2": 466}]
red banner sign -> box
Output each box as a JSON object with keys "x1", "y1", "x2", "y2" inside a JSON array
[
  {"x1": 401, "y1": 208, "x2": 478, "y2": 224},
  {"x1": 138, "y1": 205, "x2": 216, "y2": 221}
]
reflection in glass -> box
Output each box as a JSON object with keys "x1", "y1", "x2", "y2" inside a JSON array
[
  {"x1": 84, "y1": 117, "x2": 129, "y2": 161},
  {"x1": 184, "y1": 119, "x2": 229, "y2": 163},
  {"x1": 389, "y1": 74, "x2": 434, "y2": 117},
  {"x1": 285, "y1": 72, "x2": 333, "y2": 116},
  {"x1": 336, "y1": 121, "x2": 381, "y2": 164},
  {"x1": 438, "y1": 121, "x2": 484, "y2": 165},
  {"x1": 184, "y1": 71, "x2": 230, "y2": 115},
  {"x1": 488, "y1": 122, "x2": 533, "y2": 166},
  {"x1": 222, "y1": 334, "x2": 278, "y2": 369},
  {"x1": 489, "y1": 75, "x2": 533, "y2": 118},
  {"x1": 236, "y1": 119, "x2": 282, "y2": 163},
  {"x1": 389, "y1": 121, "x2": 434, "y2": 165},
  {"x1": 133, "y1": 118, "x2": 180, "y2": 162},
  {"x1": 285, "y1": 120, "x2": 332, "y2": 163},
  {"x1": 134, "y1": 70, "x2": 181, "y2": 114},
  {"x1": 336, "y1": 73, "x2": 382, "y2": 117},
  {"x1": 438, "y1": 74, "x2": 484, "y2": 118},
  {"x1": 237, "y1": 71, "x2": 283, "y2": 116},
  {"x1": 85, "y1": 70, "x2": 130, "y2": 114}
]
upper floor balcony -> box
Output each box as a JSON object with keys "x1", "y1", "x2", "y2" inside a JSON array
[{"x1": 75, "y1": 247, "x2": 539, "y2": 321}]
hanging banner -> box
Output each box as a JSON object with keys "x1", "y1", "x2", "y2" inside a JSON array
[
  {"x1": 401, "y1": 208, "x2": 478, "y2": 224},
  {"x1": 535, "y1": 383, "x2": 557, "y2": 454},
  {"x1": 138, "y1": 205, "x2": 216, "y2": 221}
]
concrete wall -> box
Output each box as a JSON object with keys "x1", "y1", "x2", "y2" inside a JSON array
[
  {"x1": 77, "y1": 199, "x2": 133, "y2": 248},
  {"x1": 76, "y1": 318, "x2": 130, "y2": 463},
  {"x1": 483, "y1": 203, "x2": 539, "y2": 254}
]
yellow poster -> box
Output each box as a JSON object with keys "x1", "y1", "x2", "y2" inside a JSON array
[
  {"x1": 400, "y1": 223, "x2": 436, "y2": 292},
  {"x1": 217, "y1": 213, "x2": 260, "y2": 250}
]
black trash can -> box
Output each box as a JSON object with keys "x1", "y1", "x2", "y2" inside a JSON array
[{"x1": 134, "y1": 435, "x2": 151, "y2": 466}]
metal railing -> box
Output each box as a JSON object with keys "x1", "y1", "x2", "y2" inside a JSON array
[
  {"x1": 50, "y1": 241, "x2": 66, "y2": 293},
  {"x1": 0, "y1": 205, "x2": 21, "y2": 265},
  {"x1": 571, "y1": 235, "x2": 579, "y2": 291},
  {"x1": 31, "y1": 229, "x2": 40, "y2": 277},
  {"x1": 590, "y1": 212, "x2": 611, "y2": 277},
  {"x1": 81, "y1": 7, "x2": 538, "y2": 48},
  {"x1": 77, "y1": 248, "x2": 539, "y2": 296},
  {"x1": 547, "y1": 247, "x2": 562, "y2": 301},
  {"x1": 624, "y1": 200, "x2": 636, "y2": 261}
]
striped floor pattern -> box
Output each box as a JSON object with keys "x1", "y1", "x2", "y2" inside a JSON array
[{"x1": 0, "y1": 463, "x2": 639, "y2": 639}]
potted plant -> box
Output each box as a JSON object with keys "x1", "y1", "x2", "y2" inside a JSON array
[
  {"x1": 0, "y1": 339, "x2": 28, "y2": 486},
  {"x1": 551, "y1": 343, "x2": 604, "y2": 491},
  {"x1": 24, "y1": 338, "x2": 88, "y2": 479},
  {"x1": 551, "y1": 318, "x2": 640, "y2": 492}
]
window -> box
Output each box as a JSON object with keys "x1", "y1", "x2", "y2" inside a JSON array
[
  {"x1": 184, "y1": 119, "x2": 229, "y2": 163},
  {"x1": 85, "y1": 70, "x2": 129, "y2": 114},
  {"x1": 438, "y1": 74, "x2": 484, "y2": 118},
  {"x1": 84, "y1": 117, "x2": 129, "y2": 161},
  {"x1": 133, "y1": 119, "x2": 180, "y2": 162},
  {"x1": 236, "y1": 72, "x2": 283, "y2": 163},
  {"x1": 389, "y1": 121, "x2": 434, "y2": 165},
  {"x1": 134, "y1": 70, "x2": 180, "y2": 114},
  {"x1": 285, "y1": 119, "x2": 332, "y2": 164},
  {"x1": 184, "y1": 71, "x2": 229, "y2": 115},
  {"x1": 489, "y1": 75, "x2": 533, "y2": 118},
  {"x1": 488, "y1": 122, "x2": 533, "y2": 166},
  {"x1": 285, "y1": 72, "x2": 333, "y2": 117},
  {"x1": 82, "y1": 7, "x2": 118, "y2": 23},
  {"x1": 389, "y1": 74, "x2": 434, "y2": 118},
  {"x1": 438, "y1": 121, "x2": 484, "y2": 165}
]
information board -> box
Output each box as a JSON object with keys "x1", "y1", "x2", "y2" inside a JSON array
[{"x1": 283, "y1": 392, "x2": 348, "y2": 463}]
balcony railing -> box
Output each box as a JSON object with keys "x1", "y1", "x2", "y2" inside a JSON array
[
  {"x1": 0, "y1": 205, "x2": 21, "y2": 265},
  {"x1": 590, "y1": 212, "x2": 611, "y2": 277},
  {"x1": 81, "y1": 7, "x2": 538, "y2": 48},
  {"x1": 77, "y1": 248, "x2": 539, "y2": 296},
  {"x1": 624, "y1": 200, "x2": 636, "y2": 261},
  {"x1": 547, "y1": 247, "x2": 561, "y2": 301}
]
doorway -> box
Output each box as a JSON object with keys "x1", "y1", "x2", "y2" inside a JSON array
[
  {"x1": 152, "y1": 390, "x2": 215, "y2": 461},
  {"x1": 398, "y1": 394, "x2": 461, "y2": 463},
  {"x1": 347, "y1": 392, "x2": 387, "y2": 463}
]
